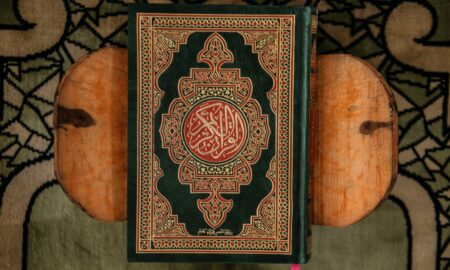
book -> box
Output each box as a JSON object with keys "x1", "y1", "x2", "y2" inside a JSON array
[{"x1": 128, "y1": 4, "x2": 317, "y2": 264}]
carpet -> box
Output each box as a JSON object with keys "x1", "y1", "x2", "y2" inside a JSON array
[{"x1": 0, "y1": 0, "x2": 449, "y2": 269}]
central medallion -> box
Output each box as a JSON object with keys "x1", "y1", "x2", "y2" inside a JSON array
[
  {"x1": 160, "y1": 33, "x2": 270, "y2": 229},
  {"x1": 183, "y1": 99, "x2": 247, "y2": 163}
]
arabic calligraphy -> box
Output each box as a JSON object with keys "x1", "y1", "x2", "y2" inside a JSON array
[
  {"x1": 197, "y1": 228, "x2": 233, "y2": 236},
  {"x1": 183, "y1": 99, "x2": 247, "y2": 163}
]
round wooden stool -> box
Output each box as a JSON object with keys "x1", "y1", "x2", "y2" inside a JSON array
[{"x1": 54, "y1": 48, "x2": 397, "y2": 227}]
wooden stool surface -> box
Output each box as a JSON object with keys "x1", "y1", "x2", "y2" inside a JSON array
[
  {"x1": 313, "y1": 54, "x2": 397, "y2": 227},
  {"x1": 54, "y1": 48, "x2": 397, "y2": 226}
]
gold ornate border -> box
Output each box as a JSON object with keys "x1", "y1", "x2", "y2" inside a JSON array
[{"x1": 136, "y1": 13, "x2": 295, "y2": 255}]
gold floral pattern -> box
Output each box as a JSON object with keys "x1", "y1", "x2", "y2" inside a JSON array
[
  {"x1": 160, "y1": 33, "x2": 270, "y2": 229},
  {"x1": 136, "y1": 13, "x2": 295, "y2": 254}
]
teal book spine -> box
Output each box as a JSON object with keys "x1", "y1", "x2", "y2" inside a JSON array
[{"x1": 128, "y1": 4, "x2": 316, "y2": 264}]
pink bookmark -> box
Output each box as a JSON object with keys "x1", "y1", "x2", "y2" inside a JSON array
[{"x1": 291, "y1": 264, "x2": 300, "y2": 270}]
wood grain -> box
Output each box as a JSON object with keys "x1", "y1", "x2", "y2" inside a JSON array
[
  {"x1": 312, "y1": 54, "x2": 398, "y2": 227},
  {"x1": 54, "y1": 49, "x2": 398, "y2": 226},
  {"x1": 54, "y1": 48, "x2": 127, "y2": 222}
]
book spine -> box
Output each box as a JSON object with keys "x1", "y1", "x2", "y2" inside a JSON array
[{"x1": 306, "y1": 12, "x2": 318, "y2": 259}]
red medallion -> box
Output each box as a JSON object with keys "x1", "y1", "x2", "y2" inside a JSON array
[{"x1": 183, "y1": 100, "x2": 247, "y2": 163}]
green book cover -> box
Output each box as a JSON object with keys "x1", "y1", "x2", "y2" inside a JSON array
[{"x1": 128, "y1": 4, "x2": 316, "y2": 264}]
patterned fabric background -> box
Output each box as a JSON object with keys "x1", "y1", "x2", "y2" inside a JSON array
[{"x1": 0, "y1": 0, "x2": 449, "y2": 269}]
